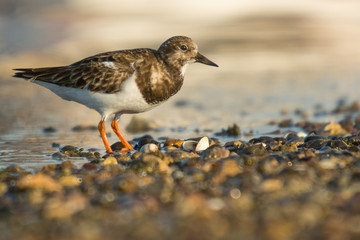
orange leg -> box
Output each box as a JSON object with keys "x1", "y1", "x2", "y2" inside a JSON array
[
  {"x1": 98, "y1": 120, "x2": 113, "y2": 153},
  {"x1": 111, "y1": 119, "x2": 134, "y2": 151}
]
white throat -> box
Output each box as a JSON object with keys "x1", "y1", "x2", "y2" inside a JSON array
[{"x1": 181, "y1": 63, "x2": 189, "y2": 77}]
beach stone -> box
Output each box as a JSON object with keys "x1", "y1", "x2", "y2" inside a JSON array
[
  {"x1": 279, "y1": 142, "x2": 298, "y2": 152},
  {"x1": 297, "y1": 121, "x2": 324, "y2": 133},
  {"x1": 43, "y1": 193, "x2": 88, "y2": 219},
  {"x1": 346, "y1": 192, "x2": 360, "y2": 214},
  {"x1": 304, "y1": 135, "x2": 326, "y2": 142},
  {"x1": 279, "y1": 119, "x2": 293, "y2": 128},
  {"x1": 260, "y1": 178, "x2": 283, "y2": 192},
  {"x1": 240, "y1": 143, "x2": 267, "y2": 155},
  {"x1": 224, "y1": 141, "x2": 243, "y2": 150},
  {"x1": 51, "y1": 142, "x2": 60, "y2": 148},
  {"x1": 164, "y1": 138, "x2": 184, "y2": 148},
  {"x1": 249, "y1": 136, "x2": 276, "y2": 145},
  {"x1": 116, "y1": 173, "x2": 139, "y2": 193},
  {"x1": 200, "y1": 145, "x2": 230, "y2": 161},
  {"x1": 286, "y1": 138, "x2": 304, "y2": 147},
  {"x1": 256, "y1": 158, "x2": 280, "y2": 175},
  {"x1": 59, "y1": 175, "x2": 81, "y2": 187},
  {"x1": 346, "y1": 135, "x2": 360, "y2": 145},
  {"x1": 133, "y1": 153, "x2": 170, "y2": 173},
  {"x1": 110, "y1": 142, "x2": 126, "y2": 151},
  {"x1": 297, "y1": 150, "x2": 316, "y2": 159},
  {"x1": 212, "y1": 159, "x2": 243, "y2": 184},
  {"x1": 60, "y1": 161, "x2": 77, "y2": 170},
  {"x1": 320, "y1": 122, "x2": 347, "y2": 135},
  {"x1": 140, "y1": 143, "x2": 159, "y2": 153},
  {"x1": 43, "y1": 126, "x2": 57, "y2": 133},
  {"x1": 269, "y1": 141, "x2": 282, "y2": 150},
  {"x1": 166, "y1": 149, "x2": 191, "y2": 162},
  {"x1": 0, "y1": 182, "x2": 8, "y2": 196},
  {"x1": 215, "y1": 123, "x2": 241, "y2": 137},
  {"x1": 60, "y1": 145, "x2": 77, "y2": 152},
  {"x1": 82, "y1": 163, "x2": 98, "y2": 171},
  {"x1": 164, "y1": 146, "x2": 178, "y2": 152},
  {"x1": 115, "y1": 155, "x2": 132, "y2": 163},
  {"x1": 325, "y1": 140, "x2": 348, "y2": 150},
  {"x1": 318, "y1": 159, "x2": 337, "y2": 170},
  {"x1": 339, "y1": 118, "x2": 355, "y2": 132},
  {"x1": 4, "y1": 164, "x2": 23, "y2": 173},
  {"x1": 72, "y1": 125, "x2": 97, "y2": 132},
  {"x1": 348, "y1": 146, "x2": 360, "y2": 152},
  {"x1": 17, "y1": 173, "x2": 63, "y2": 193},
  {"x1": 102, "y1": 156, "x2": 118, "y2": 166},
  {"x1": 303, "y1": 139, "x2": 326, "y2": 150},
  {"x1": 284, "y1": 132, "x2": 298, "y2": 140}
]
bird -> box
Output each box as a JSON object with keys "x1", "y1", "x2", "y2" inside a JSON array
[{"x1": 13, "y1": 36, "x2": 218, "y2": 153}]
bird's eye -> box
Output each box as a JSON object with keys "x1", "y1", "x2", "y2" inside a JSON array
[{"x1": 180, "y1": 45, "x2": 188, "y2": 51}]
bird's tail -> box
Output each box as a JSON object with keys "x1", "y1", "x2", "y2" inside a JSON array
[{"x1": 13, "y1": 67, "x2": 66, "y2": 82}]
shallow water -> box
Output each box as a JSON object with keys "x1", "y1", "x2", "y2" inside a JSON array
[
  {"x1": 0, "y1": 130, "x2": 92, "y2": 170},
  {"x1": 0, "y1": 113, "x2": 334, "y2": 170}
]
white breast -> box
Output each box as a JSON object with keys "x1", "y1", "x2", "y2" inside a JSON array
[{"x1": 34, "y1": 74, "x2": 156, "y2": 117}]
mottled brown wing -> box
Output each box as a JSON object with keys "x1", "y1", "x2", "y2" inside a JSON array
[{"x1": 13, "y1": 51, "x2": 136, "y2": 94}]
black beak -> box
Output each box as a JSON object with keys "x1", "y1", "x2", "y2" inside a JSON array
[{"x1": 195, "y1": 52, "x2": 218, "y2": 67}]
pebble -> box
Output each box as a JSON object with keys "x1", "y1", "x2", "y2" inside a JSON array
[
  {"x1": 224, "y1": 140, "x2": 243, "y2": 150},
  {"x1": 240, "y1": 143, "x2": 267, "y2": 155},
  {"x1": 279, "y1": 142, "x2": 298, "y2": 152},
  {"x1": 140, "y1": 143, "x2": 159, "y2": 153},
  {"x1": 110, "y1": 141, "x2": 126, "y2": 151},
  {"x1": 212, "y1": 159, "x2": 242, "y2": 184},
  {"x1": 101, "y1": 156, "x2": 118, "y2": 166},
  {"x1": 59, "y1": 175, "x2": 81, "y2": 187},
  {"x1": 260, "y1": 178, "x2": 283, "y2": 192},
  {"x1": 164, "y1": 138, "x2": 184, "y2": 147},
  {"x1": 303, "y1": 139, "x2": 327, "y2": 150},
  {"x1": 200, "y1": 145, "x2": 230, "y2": 160},
  {"x1": 166, "y1": 149, "x2": 192, "y2": 162},
  {"x1": 51, "y1": 142, "x2": 61, "y2": 148},
  {"x1": 325, "y1": 140, "x2": 348, "y2": 150},
  {"x1": 72, "y1": 125, "x2": 97, "y2": 131},
  {"x1": 278, "y1": 119, "x2": 293, "y2": 128},
  {"x1": 43, "y1": 126, "x2": 58, "y2": 133},
  {"x1": 0, "y1": 182, "x2": 8, "y2": 196},
  {"x1": 215, "y1": 123, "x2": 241, "y2": 137},
  {"x1": 60, "y1": 145, "x2": 77, "y2": 152},
  {"x1": 320, "y1": 122, "x2": 347, "y2": 135},
  {"x1": 17, "y1": 173, "x2": 63, "y2": 193}
]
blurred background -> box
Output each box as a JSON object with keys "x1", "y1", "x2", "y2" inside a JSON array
[{"x1": 1, "y1": 0, "x2": 360, "y2": 152}]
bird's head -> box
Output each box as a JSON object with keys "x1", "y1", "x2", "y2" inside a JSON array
[{"x1": 158, "y1": 36, "x2": 218, "y2": 70}]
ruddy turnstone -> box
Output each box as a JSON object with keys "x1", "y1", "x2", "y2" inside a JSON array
[{"x1": 13, "y1": 36, "x2": 218, "y2": 153}]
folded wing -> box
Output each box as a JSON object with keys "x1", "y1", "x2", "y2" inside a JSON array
[{"x1": 13, "y1": 51, "x2": 136, "y2": 94}]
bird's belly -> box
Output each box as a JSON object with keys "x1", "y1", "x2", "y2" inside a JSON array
[{"x1": 34, "y1": 75, "x2": 157, "y2": 116}]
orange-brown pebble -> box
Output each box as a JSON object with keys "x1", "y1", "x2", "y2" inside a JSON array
[{"x1": 164, "y1": 138, "x2": 184, "y2": 148}]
